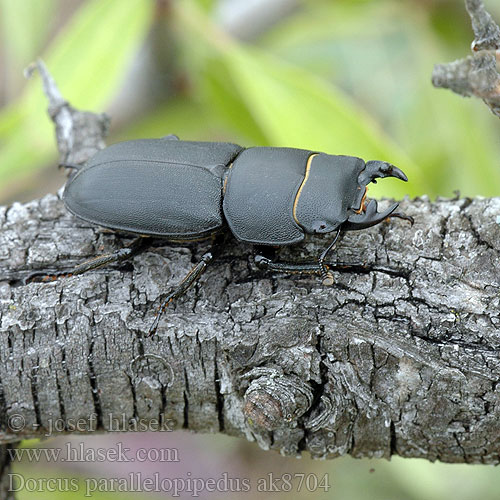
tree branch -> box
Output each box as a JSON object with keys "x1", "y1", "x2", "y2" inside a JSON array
[
  {"x1": 432, "y1": 0, "x2": 500, "y2": 117},
  {"x1": 1, "y1": 61, "x2": 500, "y2": 482}
]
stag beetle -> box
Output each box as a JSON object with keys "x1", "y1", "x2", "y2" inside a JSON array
[{"x1": 50, "y1": 135, "x2": 411, "y2": 334}]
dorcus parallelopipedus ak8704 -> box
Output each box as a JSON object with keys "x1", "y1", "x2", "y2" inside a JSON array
[{"x1": 40, "y1": 135, "x2": 412, "y2": 334}]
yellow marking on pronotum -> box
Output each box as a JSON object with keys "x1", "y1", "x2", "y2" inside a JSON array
[{"x1": 293, "y1": 153, "x2": 318, "y2": 226}]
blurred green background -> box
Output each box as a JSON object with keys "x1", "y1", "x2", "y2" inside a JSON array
[
  {"x1": 2, "y1": 0, "x2": 500, "y2": 205},
  {"x1": 2, "y1": 0, "x2": 500, "y2": 498}
]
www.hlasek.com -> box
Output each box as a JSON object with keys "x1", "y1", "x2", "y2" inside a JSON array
[
  {"x1": 9, "y1": 472, "x2": 331, "y2": 497},
  {"x1": 9, "y1": 442, "x2": 180, "y2": 463}
]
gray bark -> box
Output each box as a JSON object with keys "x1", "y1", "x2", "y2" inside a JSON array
[
  {"x1": 432, "y1": 0, "x2": 500, "y2": 117},
  {"x1": 0, "y1": 61, "x2": 500, "y2": 499}
]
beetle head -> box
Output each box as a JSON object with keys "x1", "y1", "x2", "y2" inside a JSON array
[{"x1": 343, "y1": 161, "x2": 408, "y2": 231}]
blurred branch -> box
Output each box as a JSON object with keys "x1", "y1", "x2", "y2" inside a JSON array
[
  {"x1": 432, "y1": 0, "x2": 500, "y2": 117},
  {"x1": 24, "y1": 59, "x2": 110, "y2": 166},
  {"x1": 1, "y1": 62, "x2": 500, "y2": 500},
  {"x1": 467, "y1": 0, "x2": 500, "y2": 51},
  {"x1": 215, "y1": 0, "x2": 299, "y2": 40}
]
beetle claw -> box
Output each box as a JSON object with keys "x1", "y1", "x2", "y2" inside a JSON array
[
  {"x1": 360, "y1": 161, "x2": 408, "y2": 186},
  {"x1": 344, "y1": 200, "x2": 399, "y2": 230}
]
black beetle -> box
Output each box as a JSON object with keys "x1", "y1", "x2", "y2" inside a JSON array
[{"x1": 55, "y1": 135, "x2": 411, "y2": 333}]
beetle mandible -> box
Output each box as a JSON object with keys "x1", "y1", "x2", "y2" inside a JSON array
[{"x1": 56, "y1": 135, "x2": 412, "y2": 334}]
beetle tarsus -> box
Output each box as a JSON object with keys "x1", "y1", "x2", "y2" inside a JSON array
[
  {"x1": 255, "y1": 254, "x2": 370, "y2": 281},
  {"x1": 255, "y1": 255, "x2": 322, "y2": 275},
  {"x1": 148, "y1": 251, "x2": 214, "y2": 336},
  {"x1": 317, "y1": 228, "x2": 341, "y2": 286},
  {"x1": 321, "y1": 270, "x2": 334, "y2": 286},
  {"x1": 256, "y1": 229, "x2": 347, "y2": 286},
  {"x1": 26, "y1": 237, "x2": 149, "y2": 284},
  {"x1": 72, "y1": 237, "x2": 149, "y2": 275}
]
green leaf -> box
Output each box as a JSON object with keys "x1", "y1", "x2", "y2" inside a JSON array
[
  {"x1": 0, "y1": 0, "x2": 57, "y2": 92},
  {"x1": 201, "y1": 57, "x2": 270, "y2": 146},
  {"x1": 0, "y1": 0, "x2": 153, "y2": 197},
  {"x1": 113, "y1": 97, "x2": 237, "y2": 143},
  {"x1": 259, "y1": 0, "x2": 500, "y2": 197},
  {"x1": 175, "y1": 1, "x2": 420, "y2": 198}
]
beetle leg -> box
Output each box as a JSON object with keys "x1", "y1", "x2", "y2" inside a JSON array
[
  {"x1": 255, "y1": 228, "x2": 341, "y2": 286},
  {"x1": 317, "y1": 228, "x2": 341, "y2": 286},
  {"x1": 254, "y1": 255, "x2": 368, "y2": 277},
  {"x1": 255, "y1": 228, "x2": 368, "y2": 284},
  {"x1": 27, "y1": 237, "x2": 149, "y2": 283},
  {"x1": 148, "y1": 252, "x2": 213, "y2": 336},
  {"x1": 72, "y1": 237, "x2": 150, "y2": 274},
  {"x1": 254, "y1": 256, "x2": 322, "y2": 275}
]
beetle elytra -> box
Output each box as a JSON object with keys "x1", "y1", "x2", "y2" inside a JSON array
[{"x1": 45, "y1": 135, "x2": 412, "y2": 333}]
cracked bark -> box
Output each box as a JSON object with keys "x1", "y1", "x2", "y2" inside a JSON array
[{"x1": 0, "y1": 61, "x2": 500, "y2": 498}]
